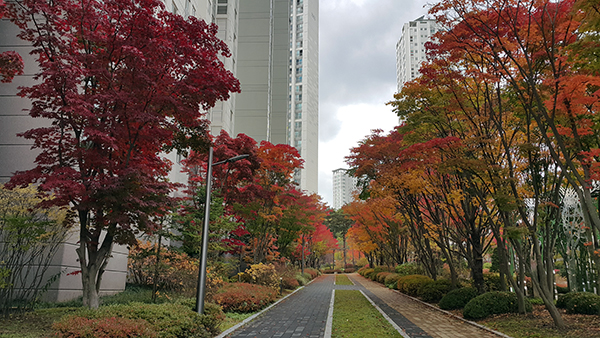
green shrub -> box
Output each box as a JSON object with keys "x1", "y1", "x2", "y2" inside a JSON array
[
  {"x1": 367, "y1": 267, "x2": 387, "y2": 280},
  {"x1": 463, "y1": 292, "x2": 532, "y2": 320},
  {"x1": 376, "y1": 272, "x2": 392, "y2": 284},
  {"x1": 295, "y1": 273, "x2": 308, "y2": 286},
  {"x1": 439, "y1": 287, "x2": 478, "y2": 310},
  {"x1": 556, "y1": 292, "x2": 588, "y2": 309},
  {"x1": 529, "y1": 297, "x2": 544, "y2": 305},
  {"x1": 556, "y1": 286, "x2": 569, "y2": 294},
  {"x1": 483, "y1": 273, "x2": 502, "y2": 292},
  {"x1": 395, "y1": 263, "x2": 423, "y2": 276},
  {"x1": 397, "y1": 275, "x2": 433, "y2": 297},
  {"x1": 58, "y1": 302, "x2": 222, "y2": 338},
  {"x1": 418, "y1": 279, "x2": 452, "y2": 303},
  {"x1": 213, "y1": 282, "x2": 277, "y2": 313},
  {"x1": 384, "y1": 273, "x2": 401, "y2": 289},
  {"x1": 565, "y1": 292, "x2": 600, "y2": 315},
  {"x1": 53, "y1": 316, "x2": 157, "y2": 338}
]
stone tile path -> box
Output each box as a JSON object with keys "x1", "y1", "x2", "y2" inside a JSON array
[{"x1": 223, "y1": 273, "x2": 507, "y2": 338}]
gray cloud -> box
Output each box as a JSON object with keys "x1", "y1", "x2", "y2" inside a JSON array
[
  {"x1": 318, "y1": 0, "x2": 431, "y2": 143},
  {"x1": 317, "y1": 0, "x2": 432, "y2": 205}
]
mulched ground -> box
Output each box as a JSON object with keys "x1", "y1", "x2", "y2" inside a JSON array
[{"x1": 447, "y1": 305, "x2": 600, "y2": 338}]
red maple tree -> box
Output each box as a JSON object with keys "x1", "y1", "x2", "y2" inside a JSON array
[{"x1": 5, "y1": 0, "x2": 239, "y2": 308}]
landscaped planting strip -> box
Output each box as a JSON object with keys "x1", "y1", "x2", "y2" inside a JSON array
[{"x1": 359, "y1": 289, "x2": 410, "y2": 338}]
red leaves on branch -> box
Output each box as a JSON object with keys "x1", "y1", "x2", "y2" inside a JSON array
[{"x1": 6, "y1": 0, "x2": 239, "y2": 240}]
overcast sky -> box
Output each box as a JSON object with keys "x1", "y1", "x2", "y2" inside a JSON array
[{"x1": 318, "y1": 0, "x2": 432, "y2": 207}]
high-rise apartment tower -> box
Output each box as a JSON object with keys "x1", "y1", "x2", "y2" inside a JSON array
[
  {"x1": 395, "y1": 16, "x2": 439, "y2": 92},
  {"x1": 332, "y1": 168, "x2": 358, "y2": 210},
  {"x1": 234, "y1": 0, "x2": 318, "y2": 194}
]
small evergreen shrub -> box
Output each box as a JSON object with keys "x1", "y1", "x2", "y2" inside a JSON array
[
  {"x1": 213, "y1": 283, "x2": 277, "y2": 313},
  {"x1": 53, "y1": 316, "x2": 157, "y2": 338},
  {"x1": 529, "y1": 297, "x2": 544, "y2": 305},
  {"x1": 384, "y1": 273, "x2": 401, "y2": 289},
  {"x1": 556, "y1": 286, "x2": 569, "y2": 294},
  {"x1": 376, "y1": 272, "x2": 392, "y2": 283},
  {"x1": 344, "y1": 268, "x2": 356, "y2": 273},
  {"x1": 565, "y1": 292, "x2": 600, "y2": 315},
  {"x1": 439, "y1": 287, "x2": 478, "y2": 310},
  {"x1": 463, "y1": 292, "x2": 532, "y2": 320},
  {"x1": 322, "y1": 269, "x2": 341, "y2": 274},
  {"x1": 418, "y1": 279, "x2": 452, "y2": 303},
  {"x1": 556, "y1": 292, "x2": 588, "y2": 309},
  {"x1": 483, "y1": 273, "x2": 502, "y2": 292},
  {"x1": 397, "y1": 275, "x2": 433, "y2": 297},
  {"x1": 395, "y1": 263, "x2": 424, "y2": 276}
]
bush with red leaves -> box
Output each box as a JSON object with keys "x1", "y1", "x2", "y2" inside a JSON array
[{"x1": 213, "y1": 283, "x2": 277, "y2": 313}]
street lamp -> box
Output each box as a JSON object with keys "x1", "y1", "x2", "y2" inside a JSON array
[{"x1": 196, "y1": 147, "x2": 249, "y2": 314}]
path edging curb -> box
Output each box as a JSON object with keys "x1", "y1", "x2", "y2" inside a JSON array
[{"x1": 215, "y1": 278, "x2": 316, "y2": 338}]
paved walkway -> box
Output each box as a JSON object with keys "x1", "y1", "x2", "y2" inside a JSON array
[{"x1": 223, "y1": 273, "x2": 505, "y2": 338}]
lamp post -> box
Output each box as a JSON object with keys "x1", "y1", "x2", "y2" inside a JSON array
[{"x1": 196, "y1": 147, "x2": 249, "y2": 314}]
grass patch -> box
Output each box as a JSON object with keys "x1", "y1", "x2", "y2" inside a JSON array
[
  {"x1": 332, "y1": 290, "x2": 402, "y2": 338},
  {"x1": 0, "y1": 307, "x2": 80, "y2": 337},
  {"x1": 220, "y1": 312, "x2": 256, "y2": 331},
  {"x1": 336, "y1": 274, "x2": 354, "y2": 285}
]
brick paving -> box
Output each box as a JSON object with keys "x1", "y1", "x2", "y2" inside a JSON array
[
  {"x1": 348, "y1": 274, "x2": 503, "y2": 338},
  {"x1": 224, "y1": 273, "x2": 507, "y2": 338}
]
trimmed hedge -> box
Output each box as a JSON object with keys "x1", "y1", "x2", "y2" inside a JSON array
[
  {"x1": 213, "y1": 283, "x2": 277, "y2": 313},
  {"x1": 384, "y1": 273, "x2": 402, "y2": 289},
  {"x1": 376, "y1": 272, "x2": 393, "y2": 283},
  {"x1": 463, "y1": 292, "x2": 532, "y2": 320},
  {"x1": 439, "y1": 287, "x2": 478, "y2": 310},
  {"x1": 53, "y1": 302, "x2": 224, "y2": 338},
  {"x1": 54, "y1": 316, "x2": 157, "y2": 338},
  {"x1": 417, "y1": 279, "x2": 452, "y2": 303},
  {"x1": 281, "y1": 276, "x2": 299, "y2": 289},
  {"x1": 565, "y1": 292, "x2": 600, "y2": 315},
  {"x1": 556, "y1": 292, "x2": 592, "y2": 309},
  {"x1": 305, "y1": 268, "x2": 319, "y2": 279},
  {"x1": 397, "y1": 275, "x2": 433, "y2": 297}
]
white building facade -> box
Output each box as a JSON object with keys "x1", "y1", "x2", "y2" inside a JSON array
[
  {"x1": 395, "y1": 16, "x2": 439, "y2": 92},
  {"x1": 233, "y1": 0, "x2": 318, "y2": 194},
  {"x1": 332, "y1": 168, "x2": 358, "y2": 210}
]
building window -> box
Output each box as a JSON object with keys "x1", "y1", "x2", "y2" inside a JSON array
[
  {"x1": 217, "y1": 0, "x2": 227, "y2": 14},
  {"x1": 296, "y1": 40, "x2": 303, "y2": 48}
]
